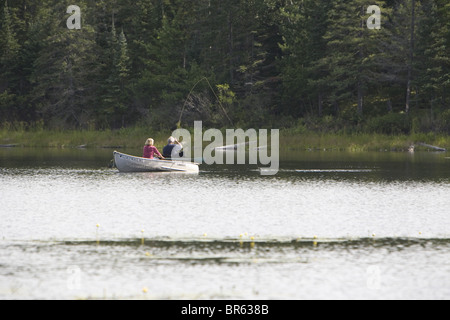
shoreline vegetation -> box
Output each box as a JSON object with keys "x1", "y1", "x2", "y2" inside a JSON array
[{"x1": 1, "y1": 125, "x2": 448, "y2": 153}]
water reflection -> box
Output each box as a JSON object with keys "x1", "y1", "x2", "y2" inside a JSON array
[
  {"x1": 1, "y1": 237, "x2": 450, "y2": 299},
  {"x1": 58, "y1": 236, "x2": 450, "y2": 261}
]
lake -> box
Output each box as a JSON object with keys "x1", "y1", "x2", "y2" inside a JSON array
[{"x1": 1, "y1": 147, "x2": 450, "y2": 300}]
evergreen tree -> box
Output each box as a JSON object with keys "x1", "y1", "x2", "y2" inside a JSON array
[
  {"x1": 321, "y1": 0, "x2": 391, "y2": 117},
  {"x1": 279, "y1": 0, "x2": 329, "y2": 117},
  {"x1": 29, "y1": 0, "x2": 100, "y2": 128},
  {"x1": 133, "y1": 0, "x2": 209, "y2": 129},
  {"x1": 375, "y1": 0, "x2": 424, "y2": 114},
  {"x1": 0, "y1": 0, "x2": 20, "y2": 122},
  {"x1": 416, "y1": 0, "x2": 450, "y2": 111},
  {"x1": 405, "y1": 0, "x2": 417, "y2": 114},
  {"x1": 0, "y1": 0, "x2": 20, "y2": 86}
]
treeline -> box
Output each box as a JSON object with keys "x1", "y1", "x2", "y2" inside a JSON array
[{"x1": 0, "y1": 0, "x2": 449, "y2": 133}]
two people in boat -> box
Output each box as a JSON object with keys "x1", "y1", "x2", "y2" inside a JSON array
[{"x1": 143, "y1": 136, "x2": 183, "y2": 160}]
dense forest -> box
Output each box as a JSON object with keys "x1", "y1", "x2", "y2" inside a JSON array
[{"x1": 0, "y1": 0, "x2": 449, "y2": 134}]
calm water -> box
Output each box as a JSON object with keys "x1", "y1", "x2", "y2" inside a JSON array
[{"x1": 0, "y1": 147, "x2": 450, "y2": 300}]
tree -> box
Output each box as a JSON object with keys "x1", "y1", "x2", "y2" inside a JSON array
[
  {"x1": 279, "y1": 0, "x2": 329, "y2": 117},
  {"x1": 0, "y1": 0, "x2": 20, "y2": 122},
  {"x1": 133, "y1": 0, "x2": 211, "y2": 129},
  {"x1": 29, "y1": 1, "x2": 101, "y2": 128},
  {"x1": 0, "y1": 0, "x2": 20, "y2": 90},
  {"x1": 323, "y1": 0, "x2": 392, "y2": 117},
  {"x1": 416, "y1": 0, "x2": 450, "y2": 111},
  {"x1": 405, "y1": 0, "x2": 416, "y2": 113},
  {"x1": 98, "y1": 17, "x2": 134, "y2": 128}
]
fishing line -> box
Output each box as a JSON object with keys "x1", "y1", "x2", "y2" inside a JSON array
[{"x1": 177, "y1": 77, "x2": 234, "y2": 128}]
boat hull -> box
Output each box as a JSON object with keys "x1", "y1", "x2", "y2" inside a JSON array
[{"x1": 113, "y1": 151, "x2": 199, "y2": 173}]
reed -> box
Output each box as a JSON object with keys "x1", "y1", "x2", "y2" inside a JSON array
[
  {"x1": 0, "y1": 126, "x2": 168, "y2": 149},
  {"x1": 280, "y1": 131, "x2": 450, "y2": 152},
  {"x1": 1, "y1": 124, "x2": 449, "y2": 152}
]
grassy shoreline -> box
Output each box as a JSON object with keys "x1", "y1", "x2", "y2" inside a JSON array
[{"x1": 1, "y1": 127, "x2": 449, "y2": 152}]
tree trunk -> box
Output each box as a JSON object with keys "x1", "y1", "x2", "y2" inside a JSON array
[
  {"x1": 357, "y1": 5, "x2": 364, "y2": 116},
  {"x1": 318, "y1": 91, "x2": 323, "y2": 117},
  {"x1": 357, "y1": 83, "x2": 363, "y2": 116},
  {"x1": 406, "y1": 0, "x2": 416, "y2": 114},
  {"x1": 228, "y1": 9, "x2": 234, "y2": 84}
]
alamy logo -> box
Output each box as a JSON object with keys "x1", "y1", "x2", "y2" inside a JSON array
[
  {"x1": 367, "y1": 265, "x2": 382, "y2": 290},
  {"x1": 172, "y1": 121, "x2": 280, "y2": 176},
  {"x1": 67, "y1": 265, "x2": 82, "y2": 290},
  {"x1": 367, "y1": 5, "x2": 381, "y2": 30},
  {"x1": 65, "y1": 4, "x2": 381, "y2": 31},
  {"x1": 67, "y1": 5, "x2": 81, "y2": 30}
]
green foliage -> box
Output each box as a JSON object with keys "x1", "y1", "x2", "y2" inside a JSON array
[
  {"x1": 0, "y1": 0, "x2": 21, "y2": 120},
  {"x1": 440, "y1": 110, "x2": 450, "y2": 133},
  {"x1": 366, "y1": 113, "x2": 412, "y2": 134},
  {"x1": 0, "y1": 90, "x2": 16, "y2": 122},
  {"x1": 0, "y1": 0, "x2": 448, "y2": 135},
  {"x1": 411, "y1": 109, "x2": 450, "y2": 134}
]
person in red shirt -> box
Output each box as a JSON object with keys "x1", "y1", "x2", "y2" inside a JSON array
[{"x1": 143, "y1": 138, "x2": 164, "y2": 159}]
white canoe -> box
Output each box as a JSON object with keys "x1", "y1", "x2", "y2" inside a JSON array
[{"x1": 113, "y1": 151, "x2": 199, "y2": 173}]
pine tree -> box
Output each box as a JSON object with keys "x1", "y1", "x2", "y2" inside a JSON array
[
  {"x1": 279, "y1": 0, "x2": 329, "y2": 117},
  {"x1": 117, "y1": 29, "x2": 130, "y2": 86},
  {"x1": 231, "y1": 0, "x2": 283, "y2": 124},
  {"x1": 133, "y1": 0, "x2": 210, "y2": 128},
  {"x1": 416, "y1": 0, "x2": 450, "y2": 111},
  {"x1": 405, "y1": 0, "x2": 417, "y2": 114},
  {"x1": 0, "y1": 0, "x2": 20, "y2": 89},
  {"x1": 98, "y1": 16, "x2": 134, "y2": 128},
  {"x1": 30, "y1": 0, "x2": 101, "y2": 128},
  {"x1": 375, "y1": 0, "x2": 424, "y2": 114},
  {"x1": 317, "y1": 0, "x2": 390, "y2": 117},
  {"x1": 0, "y1": 0, "x2": 20, "y2": 122}
]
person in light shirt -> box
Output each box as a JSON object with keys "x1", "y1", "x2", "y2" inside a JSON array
[{"x1": 163, "y1": 136, "x2": 184, "y2": 159}]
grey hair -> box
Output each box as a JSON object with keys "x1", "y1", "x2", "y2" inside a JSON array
[{"x1": 168, "y1": 136, "x2": 176, "y2": 144}]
